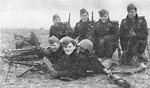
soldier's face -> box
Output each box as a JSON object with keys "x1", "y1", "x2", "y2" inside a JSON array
[
  {"x1": 80, "y1": 13, "x2": 89, "y2": 22},
  {"x1": 15, "y1": 37, "x2": 24, "y2": 46},
  {"x1": 54, "y1": 18, "x2": 61, "y2": 25},
  {"x1": 50, "y1": 42, "x2": 60, "y2": 52},
  {"x1": 100, "y1": 14, "x2": 109, "y2": 23},
  {"x1": 63, "y1": 43, "x2": 76, "y2": 55},
  {"x1": 128, "y1": 9, "x2": 137, "y2": 19}
]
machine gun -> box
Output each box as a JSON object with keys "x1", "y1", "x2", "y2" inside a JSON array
[{"x1": 0, "y1": 46, "x2": 45, "y2": 82}]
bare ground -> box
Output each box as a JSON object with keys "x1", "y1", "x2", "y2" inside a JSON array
[{"x1": 0, "y1": 29, "x2": 150, "y2": 88}]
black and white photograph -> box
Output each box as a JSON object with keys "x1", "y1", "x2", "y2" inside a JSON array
[{"x1": 0, "y1": 0, "x2": 150, "y2": 88}]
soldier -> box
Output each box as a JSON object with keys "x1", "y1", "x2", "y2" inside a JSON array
[
  {"x1": 78, "y1": 39, "x2": 104, "y2": 74},
  {"x1": 43, "y1": 36, "x2": 90, "y2": 80},
  {"x1": 49, "y1": 14, "x2": 73, "y2": 39},
  {"x1": 120, "y1": 3, "x2": 148, "y2": 67},
  {"x1": 44, "y1": 36, "x2": 64, "y2": 64},
  {"x1": 14, "y1": 32, "x2": 44, "y2": 59},
  {"x1": 92, "y1": 9, "x2": 119, "y2": 59},
  {"x1": 42, "y1": 37, "x2": 130, "y2": 87},
  {"x1": 14, "y1": 32, "x2": 40, "y2": 49},
  {"x1": 77, "y1": 39, "x2": 130, "y2": 87},
  {"x1": 73, "y1": 8, "x2": 93, "y2": 42}
]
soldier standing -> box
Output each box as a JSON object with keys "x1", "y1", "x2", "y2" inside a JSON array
[
  {"x1": 73, "y1": 8, "x2": 93, "y2": 42},
  {"x1": 92, "y1": 9, "x2": 119, "y2": 59},
  {"x1": 49, "y1": 14, "x2": 73, "y2": 39},
  {"x1": 120, "y1": 3, "x2": 148, "y2": 67}
]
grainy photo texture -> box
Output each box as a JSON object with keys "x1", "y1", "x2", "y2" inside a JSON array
[{"x1": 0, "y1": 0, "x2": 150, "y2": 88}]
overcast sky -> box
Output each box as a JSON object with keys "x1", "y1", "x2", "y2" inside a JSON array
[{"x1": 0, "y1": 0, "x2": 150, "y2": 29}]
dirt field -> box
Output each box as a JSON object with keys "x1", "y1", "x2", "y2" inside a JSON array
[{"x1": 0, "y1": 29, "x2": 150, "y2": 88}]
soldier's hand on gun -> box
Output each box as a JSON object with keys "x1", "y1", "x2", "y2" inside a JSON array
[
  {"x1": 99, "y1": 39, "x2": 104, "y2": 45},
  {"x1": 129, "y1": 29, "x2": 136, "y2": 37}
]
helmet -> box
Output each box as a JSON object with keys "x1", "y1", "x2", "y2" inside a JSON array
[{"x1": 78, "y1": 39, "x2": 93, "y2": 53}]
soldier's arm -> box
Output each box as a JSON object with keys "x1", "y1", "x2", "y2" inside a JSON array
[
  {"x1": 64, "y1": 23, "x2": 74, "y2": 37},
  {"x1": 119, "y1": 19, "x2": 129, "y2": 51},
  {"x1": 112, "y1": 21, "x2": 119, "y2": 42},
  {"x1": 120, "y1": 19, "x2": 130, "y2": 39},
  {"x1": 73, "y1": 55, "x2": 89, "y2": 77},
  {"x1": 52, "y1": 70, "x2": 76, "y2": 79},
  {"x1": 43, "y1": 47, "x2": 51, "y2": 57},
  {"x1": 49, "y1": 25, "x2": 55, "y2": 38},
  {"x1": 136, "y1": 17, "x2": 148, "y2": 40}
]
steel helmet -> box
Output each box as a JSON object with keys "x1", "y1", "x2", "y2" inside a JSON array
[{"x1": 78, "y1": 39, "x2": 93, "y2": 53}]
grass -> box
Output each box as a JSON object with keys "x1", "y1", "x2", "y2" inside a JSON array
[{"x1": 0, "y1": 28, "x2": 150, "y2": 88}]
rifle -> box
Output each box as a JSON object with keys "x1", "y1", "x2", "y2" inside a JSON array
[
  {"x1": 68, "y1": 13, "x2": 71, "y2": 26},
  {"x1": 0, "y1": 46, "x2": 43, "y2": 81},
  {"x1": 146, "y1": 40, "x2": 150, "y2": 61},
  {"x1": 111, "y1": 70, "x2": 134, "y2": 75},
  {"x1": 91, "y1": 11, "x2": 94, "y2": 26},
  {"x1": 86, "y1": 11, "x2": 94, "y2": 40},
  {"x1": 103, "y1": 69, "x2": 131, "y2": 88},
  {"x1": 111, "y1": 63, "x2": 149, "y2": 75}
]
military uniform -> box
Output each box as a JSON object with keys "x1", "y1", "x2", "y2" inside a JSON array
[
  {"x1": 93, "y1": 19, "x2": 119, "y2": 58},
  {"x1": 44, "y1": 46, "x2": 64, "y2": 64},
  {"x1": 120, "y1": 15, "x2": 148, "y2": 63},
  {"x1": 73, "y1": 8, "x2": 94, "y2": 41},
  {"x1": 73, "y1": 20, "x2": 93, "y2": 41},
  {"x1": 49, "y1": 15, "x2": 73, "y2": 39},
  {"x1": 120, "y1": 4, "x2": 148, "y2": 64},
  {"x1": 49, "y1": 22, "x2": 73, "y2": 39},
  {"x1": 78, "y1": 39, "x2": 104, "y2": 75},
  {"x1": 44, "y1": 37, "x2": 89, "y2": 79},
  {"x1": 50, "y1": 48, "x2": 90, "y2": 79}
]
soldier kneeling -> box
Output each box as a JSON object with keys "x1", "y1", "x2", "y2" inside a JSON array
[{"x1": 120, "y1": 3, "x2": 148, "y2": 69}]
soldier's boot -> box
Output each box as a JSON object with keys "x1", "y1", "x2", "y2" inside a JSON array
[
  {"x1": 138, "y1": 54, "x2": 148, "y2": 63},
  {"x1": 131, "y1": 54, "x2": 148, "y2": 73}
]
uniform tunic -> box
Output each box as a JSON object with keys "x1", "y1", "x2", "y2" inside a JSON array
[
  {"x1": 49, "y1": 22, "x2": 73, "y2": 39},
  {"x1": 120, "y1": 15, "x2": 148, "y2": 63},
  {"x1": 73, "y1": 20, "x2": 93, "y2": 41},
  {"x1": 93, "y1": 19, "x2": 119, "y2": 58}
]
